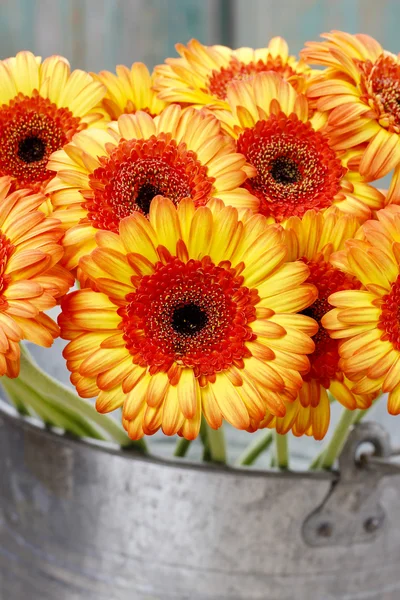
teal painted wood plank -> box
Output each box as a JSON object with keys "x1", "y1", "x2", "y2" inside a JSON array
[
  {"x1": 18, "y1": 0, "x2": 36, "y2": 51},
  {"x1": 0, "y1": 0, "x2": 222, "y2": 71},
  {"x1": 233, "y1": 0, "x2": 399, "y2": 55},
  {"x1": 1, "y1": 1, "x2": 399, "y2": 76}
]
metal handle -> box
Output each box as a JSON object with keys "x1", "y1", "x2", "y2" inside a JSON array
[
  {"x1": 361, "y1": 451, "x2": 400, "y2": 476},
  {"x1": 302, "y1": 421, "x2": 392, "y2": 547}
]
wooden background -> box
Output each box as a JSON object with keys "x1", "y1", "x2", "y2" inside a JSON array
[{"x1": 0, "y1": 0, "x2": 398, "y2": 71}]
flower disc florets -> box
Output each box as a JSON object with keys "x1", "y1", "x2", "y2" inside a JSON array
[{"x1": 120, "y1": 255, "x2": 257, "y2": 378}]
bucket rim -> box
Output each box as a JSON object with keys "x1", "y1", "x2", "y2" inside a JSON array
[{"x1": 0, "y1": 397, "x2": 337, "y2": 482}]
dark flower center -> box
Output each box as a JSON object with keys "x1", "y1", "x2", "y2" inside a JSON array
[
  {"x1": 87, "y1": 135, "x2": 216, "y2": 232},
  {"x1": 378, "y1": 275, "x2": 400, "y2": 351},
  {"x1": 121, "y1": 255, "x2": 257, "y2": 377},
  {"x1": 301, "y1": 256, "x2": 361, "y2": 388},
  {"x1": 207, "y1": 57, "x2": 299, "y2": 101},
  {"x1": 135, "y1": 183, "x2": 161, "y2": 215},
  {"x1": 172, "y1": 303, "x2": 208, "y2": 336},
  {"x1": 17, "y1": 136, "x2": 46, "y2": 163},
  {"x1": 236, "y1": 114, "x2": 345, "y2": 221},
  {"x1": 0, "y1": 231, "x2": 14, "y2": 302},
  {"x1": 0, "y1": 93, "x2": 82, "y2": 190},
  {"x1": 270, "y1": 156, "x2": 302, "y2": 185}
]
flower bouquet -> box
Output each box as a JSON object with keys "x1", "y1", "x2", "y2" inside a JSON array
[{"x1": 1, "y1": 31, "x2": 400, "y2": 600}]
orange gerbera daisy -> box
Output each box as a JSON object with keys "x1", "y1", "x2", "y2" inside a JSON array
[
  {"x1": 46, "y1": 104, "x2": 256, "y2": 270},
  {"x1": 94, "y1": 62, "x2": 168, "y2": 120},
  {"x1": 302, "y1": 31, "x2": 400, "y2": 202},
  {"x1": 322, "y1": 205, "x2": 400, "y2": 415},
  {"x1": 59, "y1": 197, "x2": 318, "y2": 441},
  {"x1": 215, "y1": 72, "x2": 384, "y2": 222},
  {"x1": 0, "y1": 176, "x2": 73, "y2": 377},
  {"x1": 259, "y1": 210, "x2": 375, "y2": 440},
  {"x1": 153, "y1": 37, "x2": 311, "y2": 110},
  {"x1": 0, "y1": 51, "x2": 105, "y2": 193}
]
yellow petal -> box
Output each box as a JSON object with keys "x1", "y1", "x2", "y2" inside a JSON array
[{"x1": 212, "y1": 374, "x2": 250, "y2": 429}]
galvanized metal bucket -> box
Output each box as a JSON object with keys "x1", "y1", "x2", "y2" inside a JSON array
[{"x1": 1, "y1": 400, "x2": 400, "y2": 600}]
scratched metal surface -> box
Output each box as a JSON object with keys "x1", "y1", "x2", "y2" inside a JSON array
[{"x1": 1, "y1": 407, "x2": 400, "y2": 600}]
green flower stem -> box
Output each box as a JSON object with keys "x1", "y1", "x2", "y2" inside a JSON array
[
  {"x1": 275, "y1": 432, "x2": 289, "y2": 470},
  {"x1": 2, "y1": 376, "x2": 104, "y2": 439},
  {"x1": 18, "y1": 346, "x2": 146, "y2": 450},
  {"x1": 311, "y1": 408, "x2": 361, "y2": 470},
  {"x1": 207, "y1": 424, "x2": 226, "y2": 464},
  {"x1": 308, "y1": 450, "x2": 323, "y2": 470},
  {"x1": 354, "y1": 405, "x2": 372, "y2": 424},
  {"x1": 2, "y1": 377, "x2": 54, "y2": 425},
  {"x1": 200, "y1": 418, "x2": 226, "y2": 463},
  {"x1": 1, "y1": 379, "x2": 31, "y2": 416},
  {"x1": 235, "y1": 431, "x2": 274, "y2": 466},
  {"x1": 199, "y1": 418, "x2": 212, "y2": 462},
  {"x1": 174, "y1": 437, "x2": 192, "y2": 458}
]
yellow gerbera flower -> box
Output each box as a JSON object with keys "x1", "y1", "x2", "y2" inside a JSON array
[
  {"x1": 0, "y1": 51, "x2": 106, "y2": 193},
  {"x1": 153, "y1": 37, "x2": 311, "y2": 110},
  {"x1": 94, "y1": 62, "x2": 168, "y2": 120},
  {"x1": 214, "y1": 72, "x2": 384, "y2": 221},
  {"x1": 46, "y1": 104, "x2": 256, "y2": 270},
  {"x1": 322, "y1": 205, "x2": 400, "y2": 415},
  {"x1": 59, "y1": 197, "x2": 318, "y2": 441},
  {"x1": 259, "y1": 209, "x2": 375, "y2": 440},
  {"x1": 0, "y1": 176, "x2": 73, "y2": 377},
  {"x1": 301, "y1": 31, "x2": 400, "y2": 203}
]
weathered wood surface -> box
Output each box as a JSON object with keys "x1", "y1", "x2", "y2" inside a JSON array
[
  {"x1": 0, "y1": 0, "x2": 398, "y2": 71},
  {"x1": 0, "y1": 0, "x2": 222, "y2": 69},
  {"x1": 232, "y1": 0, "x2": 399, "y2": 54}
]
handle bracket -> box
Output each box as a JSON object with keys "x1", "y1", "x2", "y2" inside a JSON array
[{"x1": 302, "y1": 421, "x2": 392, "y2": 547}]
